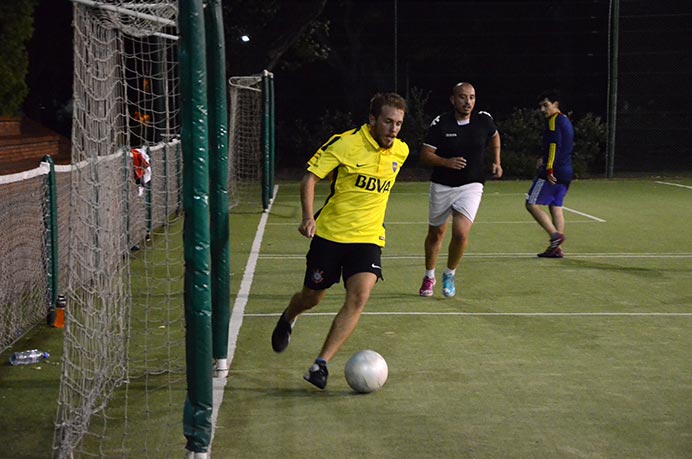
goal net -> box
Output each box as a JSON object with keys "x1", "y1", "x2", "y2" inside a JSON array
[
  {"x1": 54, "y1": 1, "x2": 184, "y2": 457},
  {"x1": 7, "y1": 1, "x2": 277, "y2": 456},
  {"x1": 228, "y1": 72, "x2": 275, "y2": 211}
]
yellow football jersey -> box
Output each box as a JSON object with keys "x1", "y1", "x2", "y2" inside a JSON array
[{"x1": 307, "y1": 124, "x2": 409, "y2": 246}]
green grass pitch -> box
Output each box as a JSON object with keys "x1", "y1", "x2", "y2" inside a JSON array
[{"x1": 2, "y1": 177, "x2": 692, "y2": 458}]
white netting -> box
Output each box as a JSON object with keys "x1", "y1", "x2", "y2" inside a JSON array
[
  {"x1": 0, "y1": 162, "x2": 72, "y2": 352},
  {"x1": 54, "y1": 2, "x2": 183, "y2": 457},
  {"x1": 228, "y1": 75, "x2": 264, "y2": 209},
  {"x1": 0, "y1": 168, "x2": 51, "y2": 351}
]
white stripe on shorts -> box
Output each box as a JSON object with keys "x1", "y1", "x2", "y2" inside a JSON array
[{"x1": 526, "y1": 178, "x2": 546, "y2": 205}]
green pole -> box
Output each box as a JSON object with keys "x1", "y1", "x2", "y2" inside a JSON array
[
  {"x1": 145, "y1": 146, "x2": 153, "y2": 242},
  {"x1": 125, "y1": 148, "x2": 132, "y2": 251},
  {"x1": 163, "y1": 143, "x2": 170, "y2": 220},
  {"x1": 269, "y1": 72, "x2": 275, "y2": 200},
  {"x1": 152, "y1": 36, "x2": 166, "y2": 144},
  {"x1": 176, "y1": 141, "x2": 183, "y2": 215},
  {"x1": 179, "y1": 0, "x2": 213, "y2": 453},
  {"x1": 262, "y1": 70, "x2": 271, "y2": 211},
  {"x1": 205, "y1": 0, "x2": 231, "y2": 369},
  {"x1": 606, "y1": 0, "x2": 619, "y2": 178},
  {"x1": 43, "y1": 155, "x2": 59, "y2": 325}
]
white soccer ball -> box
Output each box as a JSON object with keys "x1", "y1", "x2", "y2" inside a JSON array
[{"x1": 344, "y1": 350, "x2": 388, "y2": 393}]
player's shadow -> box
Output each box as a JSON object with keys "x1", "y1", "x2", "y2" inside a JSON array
[
  {"x1": 224, "y1": 372, "x2": 367, "y2": 398},
  {"x1": 230, "y1": 385, "x2": 358, "y2": 398},
  {"x1": 562, "y1": 258, "x2": 666, "y2": 278}
]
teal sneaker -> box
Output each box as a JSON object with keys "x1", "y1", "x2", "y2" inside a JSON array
[{"x1": 442, "y1": 272, "x2": 456, "y2": 297}]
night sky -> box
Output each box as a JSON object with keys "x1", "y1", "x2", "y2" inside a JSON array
[
  {"x1": 22, "y1": 0, "x2": 692, "y2": 170},
  {"x1": 273, "y1": 0, "x2": 611, "y2": 127}
]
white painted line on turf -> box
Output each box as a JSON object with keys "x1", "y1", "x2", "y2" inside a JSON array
[
  {"x1": 385, "y1": 220, "x2": 601, "y2": 225},
  {"x1": 563, "y1": 206, "x2": 606, "y2": 222},
  {"x1": 210, "y1": 184, "x2": 278, "y2": 447},
  {"x1": 257, "y1": 253, "x2": 692, "y2": 259},
  {"x1": 656, "y1": 181, "x2": 692, "y2": 190},
  {"x1": 244, "y1": 311, "x2": 692, "y2": 317},
  {"x1": 268, "y1": 220, "x2": 600, "y2": 226},
  {"x1": 391, "y1": 191, "x2": 529, "y2": 196}
]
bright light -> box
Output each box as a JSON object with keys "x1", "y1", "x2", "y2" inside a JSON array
[{"x1": 240, "y1": 35, "x2": 250, "y2": 43}]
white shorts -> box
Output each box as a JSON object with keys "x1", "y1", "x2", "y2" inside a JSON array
[{"x1": 428, "y1": 182, "x2": 484, "y2": 227}]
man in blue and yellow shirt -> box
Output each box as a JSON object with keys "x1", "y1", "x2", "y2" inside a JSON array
[
  {"x1": 526, "y1": 89, "x2": 574, "y2": 258},
  {"x1": 272, "y1": 93, "x2": 409, "y2": 390}
]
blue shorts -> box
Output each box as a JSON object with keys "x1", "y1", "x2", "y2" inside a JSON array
[
  {"x1": 526, "y1": 178, "x2": 569, "y2": 206},
  {"x1": 304, "y1": 236, "x2": 382, "y2": 290}
]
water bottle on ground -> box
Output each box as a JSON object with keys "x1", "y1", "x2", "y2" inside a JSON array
[
  {"x1": 9, "y1": 349, "x2": 50, "y2": 366},
  {"x1": 54, "y1": 295, "x2": 66, "y2": 328}
]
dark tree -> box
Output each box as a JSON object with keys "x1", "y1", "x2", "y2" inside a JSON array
[{"x1": 0, "y1": 0, "x2": 38, "y2": 116}]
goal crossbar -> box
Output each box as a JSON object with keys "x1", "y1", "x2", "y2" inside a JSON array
[{"x1": 69, "y1": 0, "x2": 177, "y2": 27}]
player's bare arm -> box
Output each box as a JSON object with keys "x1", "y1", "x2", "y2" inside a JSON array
[
  {"x1": 490, "y1": 132, "x2": 503, "y2": 178},
  {"x1": 299, "y1": 172, "x2": 320, "y2": 238}
]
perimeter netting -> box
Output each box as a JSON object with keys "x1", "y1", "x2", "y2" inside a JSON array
[
  {"x1": 0, "y1": 169, "x2": 50, "y2": 351},
  {"x1": 0, "y1": 161, "x2": 71, "y2": 353},
  {"x1": 54, "y1": 1, "x2": 184, "y2": 457}
]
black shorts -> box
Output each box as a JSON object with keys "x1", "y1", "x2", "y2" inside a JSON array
[{"x1": 303, "y1": 235, "x2": 383, "y2": 290}]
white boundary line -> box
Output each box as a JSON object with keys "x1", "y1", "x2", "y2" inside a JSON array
[
  {"x1": 257, "y1": 253, "x2": 692, "y2": 259},
  {"x1": 563, "y1": 206, "x2": 606, "y2": 222},
  {"x1": 268, "y1": 220, "x2": 600, "y2": 226},
  {"x1": 210, "y1": 185, "x2": 278, "y2": 446},
  {"x1": 385, "y1": 220, "x2": 602, "y2": 225},
  {"x1": 244, "y1": 311, "x2": 692, "y2": 317},
  {"x1": 390, "y1": 191, "x2": 529, "y2": 196},
  {"x1": 656, "y1": 180, "x2": 692, "y2": 190}
]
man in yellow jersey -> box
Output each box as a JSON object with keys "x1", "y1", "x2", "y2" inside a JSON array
[{"x1": 272, "y1": 93, "x2": 409, "y2": 390}]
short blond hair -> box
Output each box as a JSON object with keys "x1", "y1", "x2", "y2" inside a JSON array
[{"x1": 369, "y1": 92, "x2": 407, "y2": 118}]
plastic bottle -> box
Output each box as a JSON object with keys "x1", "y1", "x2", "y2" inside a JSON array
[
  {"x1": 53, "y1": 295, "x2": 66, "y2": 328},
  {"x1": 9, "y1": 349, "x2": 50, "y2": 366}
]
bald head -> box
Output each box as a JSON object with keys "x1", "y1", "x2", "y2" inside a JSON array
[{"x1": 452, "y1": 82, "x2": 475, "y2": 95}]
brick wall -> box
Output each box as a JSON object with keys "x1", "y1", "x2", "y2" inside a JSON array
[
  {"x1": 0, "y1": 117, "x2": 70, "y2": 175},
  {"x1": 0, "y1": 117, "x2": 21, "y2": 137}
]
